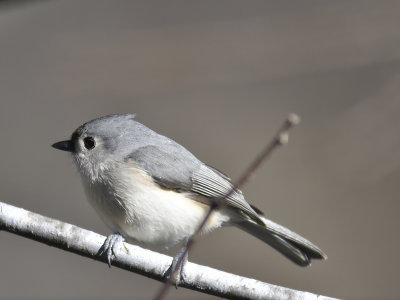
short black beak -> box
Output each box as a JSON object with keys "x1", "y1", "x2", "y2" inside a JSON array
[{"x1": 52, "y1": 140, "x2": 74, "y2": 152}]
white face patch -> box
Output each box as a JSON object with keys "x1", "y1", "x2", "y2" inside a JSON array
[{"x1": 72, "y1": 144, "x2": 112, "y2": 183}]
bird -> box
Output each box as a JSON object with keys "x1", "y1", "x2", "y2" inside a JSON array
[{"x1": 52, "y1": 113, "x2": 327, "y2": 282}]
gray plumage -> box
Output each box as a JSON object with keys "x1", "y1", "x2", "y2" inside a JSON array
[{"x1": 53, "y1": 113, "x2": 327, "y2": 267}]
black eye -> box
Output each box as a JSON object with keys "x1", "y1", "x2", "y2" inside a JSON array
[{"x1": 83, "y1": 137, "x2": 96, "y2": 150}]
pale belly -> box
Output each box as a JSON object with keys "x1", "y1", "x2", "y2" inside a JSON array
[{"x1": 82, "y1": 165, "x2": 230, "y2": 247}]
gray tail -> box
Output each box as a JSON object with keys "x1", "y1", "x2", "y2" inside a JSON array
[{"x1": 235, "y1": 216, "x2": 327, "y2": 266}]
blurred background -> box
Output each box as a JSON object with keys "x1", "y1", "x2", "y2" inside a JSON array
[{"x1": 1, "y1": 1, "x2": 399, "y2": 299}]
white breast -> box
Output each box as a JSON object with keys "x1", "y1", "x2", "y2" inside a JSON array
[{"x1": 81, "y1": 163, "x2": 230, "y2": 247}]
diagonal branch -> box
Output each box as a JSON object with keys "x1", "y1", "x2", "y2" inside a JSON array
[
  {"x1": 0, "y1": 201, "x2": 338, "y2": 300},
  {"x1": 155, "y1": 114, "x2": 301, "y2": 299}
]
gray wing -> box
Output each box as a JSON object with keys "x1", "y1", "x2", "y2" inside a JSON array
[
  {"x1": 128, "y1": 144, "x2": 200, "y2": 190},
  {"x1": 128, "y1": 145, "x2": 264, "y2": 225}
]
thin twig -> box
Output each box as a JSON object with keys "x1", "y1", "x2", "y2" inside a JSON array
[
  {"x1": 154, "y1": 114, "x2": 301, "y2": 300},
  {"x1": 0, "y1": 201, "x2": 339, "y2": 300}
]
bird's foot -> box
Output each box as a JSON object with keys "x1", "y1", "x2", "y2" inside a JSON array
[
  {"x1": 97, "y1": 233, "x2": 125, "y2": 267},
  {"x1": 163, "y1": 246, "x2": 188, "y2": 288}
]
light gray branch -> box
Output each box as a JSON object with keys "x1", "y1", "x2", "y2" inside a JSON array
[{"x1": 0, "y1": 201, "x2": 339, "y2": 300}]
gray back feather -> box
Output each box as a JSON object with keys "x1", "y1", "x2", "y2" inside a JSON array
[
  {"x1": 128, "y1": 144, "x2": 201, "y2": 191},
  {"x1": 127, "y1": 135, "x2": 263, "y2": 224}
]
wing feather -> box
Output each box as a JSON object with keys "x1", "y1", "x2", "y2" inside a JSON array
[
  {"x1": 192, "y1": 164, "x2": 264, "y2": 225},
  {"x1": 129, "y1": 145, "x2": 264, "y2": 225}
]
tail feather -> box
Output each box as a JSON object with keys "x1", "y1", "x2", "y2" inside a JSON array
[{"x1": 235, "y1": 216, "x2": 327, "y2": 266}]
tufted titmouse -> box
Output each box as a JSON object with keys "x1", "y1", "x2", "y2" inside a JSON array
[{"x1": 52, "y1": 114, "x2": 326, "y2": 279}]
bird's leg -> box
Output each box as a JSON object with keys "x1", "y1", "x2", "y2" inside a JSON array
[
  {"x1": 97, "y1": 232, "x2": 125, "y2": 267},
  {"x1": 164, "y1": 238, "x2": 189, "y2": 287}
]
